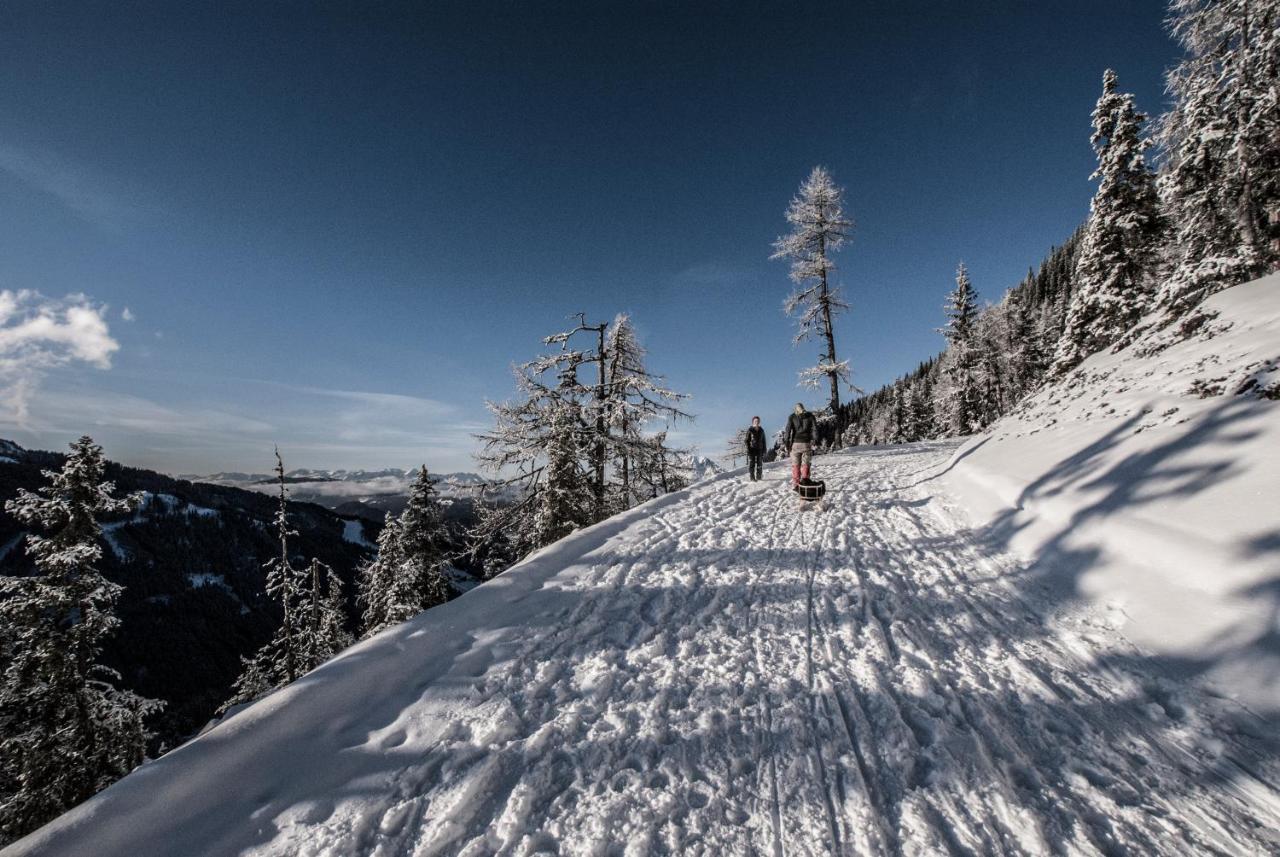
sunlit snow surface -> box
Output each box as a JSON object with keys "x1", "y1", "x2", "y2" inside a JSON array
[{"x1": 10, "y1": 277, "x2": 1280, "y2": 857}]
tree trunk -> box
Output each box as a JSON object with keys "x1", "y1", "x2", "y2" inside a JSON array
[
  {"x1": 621, "y1": 412, "x2": 630, "y2": 508},
  {"x1": 817, "y1": 232, "x2": 842, "y2": 434}
]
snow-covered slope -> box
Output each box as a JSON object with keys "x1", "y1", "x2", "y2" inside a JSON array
[
  {"x1": 943, "y1": 273, "x2": 1280, "y2": 715},
  {"x1": 11, "y1": 436, "x2": 1280, "y2": 854}
]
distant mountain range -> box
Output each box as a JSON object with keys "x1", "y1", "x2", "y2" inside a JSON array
[
  {"x1": 181, "y1": 468, "x2": 497, "y2": 522},
  {"x1": 687, "y1": 455, "x2": 726, "y2": 481},
  {"x1": 185, "y1": 457, "x2": 724, "y2": 519}
]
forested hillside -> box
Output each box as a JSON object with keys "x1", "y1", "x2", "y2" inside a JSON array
[{"x1": 0, "y1": 443, "x2": 378, "y2": 749}]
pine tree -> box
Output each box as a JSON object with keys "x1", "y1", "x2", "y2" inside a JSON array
[
  {"x1": 358, "y1": 513, "x2": 406, "y2": 636},
  {"x1": 1157, "y1": 0, "x2": 1280, "y2": 318},
  {"x1": 974, "y1": 307, "x2": 1008, "y2": 425},
  {"x1": 473, "y1": 314, "x2": 686, "y2": 573},
  {"x1": 940, "y1": 263, "x2": 983, "y2": 435},
  {"x1": 473, "y1": 357, "x2": 594, "y2": 571},
  {"x1": 771, "y1": 166, "x2": 856, "y2": 421},
  {"x1": 386, "y1": 467, "x2": 451, "y2": 623},
  {"x1": 1055, "y1": 69, "x2": 1162, "y2": 373},
  {"x1": 1006, "y1": 286, "x2": 1047, "y2": 398},
  {"x1": 300, "y1": 559, "x2": 352, "y2": 669},
  {"x1": 603, "y1": 313, "x2": 691, "y2": 510},
  {"x1": 221, "y1": 449, "x2": 309, "y2": 711},
  {"x1": 1, "y1": 436, "x2": 161, "y2": 843},
  {"x1": 532, "y1": 396, "x2": 590, "y2": 549}
]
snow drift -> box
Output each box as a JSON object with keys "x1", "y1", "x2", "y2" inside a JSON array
[{"x1": 942, "y1": 273, "x2": 1280, "y2": 715}]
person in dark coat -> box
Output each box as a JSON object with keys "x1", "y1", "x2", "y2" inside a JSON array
[
  {"x1": 745, "y1": 416, "x2": 766, "y2": 481},
  {"x1": 784, "y1": 402, "x2": 818, "y2": 486}
]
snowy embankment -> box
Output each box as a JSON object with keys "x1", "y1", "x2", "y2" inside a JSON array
[
  {"x1": 942, "y1": 273, "x2": 1280, "y2": 715},
  {"x1": 10, "y1": 280, "x2": 1280, "y2": 857}
]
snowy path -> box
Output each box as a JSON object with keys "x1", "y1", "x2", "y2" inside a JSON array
[
  {"x1": 15, "y1": 441, "x2": 1280, "y2": 857},
  {"x1": 269, "y1": 442, "x2": 1280, "y2": 857}
]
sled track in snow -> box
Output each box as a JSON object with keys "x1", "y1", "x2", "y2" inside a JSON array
[{"x1": 124, "y1": 442, "x2": 1280, "y2": 856}]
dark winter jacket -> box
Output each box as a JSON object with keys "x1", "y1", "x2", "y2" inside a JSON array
[
  {"x1": 745, "y1": 426, "x2": 766, "y2": 454},
  {"x1": 785, "y1": 411, "x2": 817, "y2": 447}
]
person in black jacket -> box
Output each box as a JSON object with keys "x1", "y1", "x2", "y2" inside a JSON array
[
  {"x1": 784, "y1": 403, "x2": 817, "y2": 486},
  {"x1": 745, "y1": 416, "x2": 766, "y2": 481}
]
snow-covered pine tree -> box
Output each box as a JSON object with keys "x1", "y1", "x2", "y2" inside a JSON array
[
  {"x1": 386, "y1": 467, "x2": 451, "y2": 622},
  {"x1": 602, "y1": 313, "x2": 691, "y2": 510},
  {"x1": 0, "y1": 436, "x2": 161, "y2": 843},
  {"x1": 1156, "y1": 0, "x2": 1280, "y2": 320},
  {"x1": 909, "y1": 380, "x2": 935, "y2": 442},
  {"x1": 974, "y1": 306, "x2": 1009, "y2": 425},
  {"x1": 358, "y1": 513, "x2": 406, "y2": 636},
  {"x1": 889, "y1": 384, "x2": 909, "y2": 444},
  {"x1": 1054, "y1": 69, "x2": 1162, "y2": 374},
  {"x1": 1005, "y1": 286, "x2": 1047, "y2": 399},
  {"x1": 473, "y1": 361, "x2": 594, "y2": 572},
  {"x1": 221, "y1": 449, "x2": 308, "y2": 710},
  {"x1": 940, "y1": 263, "x2": 983, "y2": 436},
  {"x1": 300, "y1": 559, "x2": 352, "y2": 669},
  {"x1": 532, "y1": 395, "x2": 590, "y2": 549},
  {"x1": 771, "y1": 166, "x2": 855, "y2": 423},
  {"x1": 473, "y1": 314, "x2": 687, "y2": 574}
]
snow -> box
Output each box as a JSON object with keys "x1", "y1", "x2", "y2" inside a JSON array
[
  {"x1": 942, "y1": 273, "x2": 1280, "y2": 715},
  {"x1": 13, "y1": 433, "x2": 1280, "y2": 854},
  {"x1": 99, "y1": 521, "x2": 132, "y2": 562},
  {"x1": 342, "y1": 518, "x2": 372, "y2": 547},
  {"x1": 187, "y1": 572, "x2": 231, "y2": 591},
  {"x1": 10, "y1": 276, "x2": 1280, "y2": 856}
]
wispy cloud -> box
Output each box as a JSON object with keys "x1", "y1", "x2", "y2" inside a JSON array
[
  {"x1": 0, "y1": 376, "x2": 489, "y2": 475},
  {"x1": 0, "y1": 143, "x2": 138, "y2": 229},
  {"x1": 121, "y1": 307, "x2": 135, "y2": 322},
  {"x1": 0, "y1": 290, "x2": 119, "y2": 422}
]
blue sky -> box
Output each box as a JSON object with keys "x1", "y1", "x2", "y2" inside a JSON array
[{"x1": 0, "y1": 0, "x2": 1175, "y2": 474}]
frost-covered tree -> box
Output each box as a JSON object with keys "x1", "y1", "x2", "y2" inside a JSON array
[
  {"x1": 358, "y1": 513, "x2": 406, "y2": 636},
  {"x1": 221, "y1": 449, "x2": 309, "y2": 710},
  {"x1": 602, "y1": 313, "x2": 691, "y2": 509},
  {"x1": 387, "y1": 467, "x2": 451, "y2": 621},
  {"x1": 771, "y1": 166, "x2": 855, "y2": 419},
  {"x1": 473, "y1": 356, "x2": 594, "y2": 569},
  {"x1": 1055, "y1": 70, "x2": 1162, "y2": 373},
  {"x1": 473, "y1": 314, "x2": 687, "y2": 573},
  {"x1": 629, "y1": 430, "x2": 689, "y2": 500},
  {"x1": 939, "y1": 263, "x2": 983, "y2": 435},
  {"x1": 300, "y1": 559, "x2": 352, "y2": 668},
  {"x1": 1, "y1": 437, "x2": 161, "y2": 843},
  {"x1": 1156, "y1": 0, "x2": 1280, "y2": 318},
  {"x1": 974, "y1": 306, "x2": 1010, "y2": 424},
  {"x1": 1005, "y1": 286, "x2": 1047, "y2": 399},
  {"x1": 532, "y1": 397, "x2": 590, "y2": 549},
  {"x1": 722, "y1": 428, "x2": 750, "y2": 468}
]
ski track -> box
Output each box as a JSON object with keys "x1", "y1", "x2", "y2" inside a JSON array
[{"x1": 252, "y1": 441, "x2": 1280, "y2": 857}]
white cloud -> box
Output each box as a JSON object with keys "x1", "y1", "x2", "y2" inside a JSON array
[
  {"x1": 0, "y1": 290, "x2": 119, "y2": 422},
  {"x1": 122, "y1": 307, "x2": 135, "y2": 322}
]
